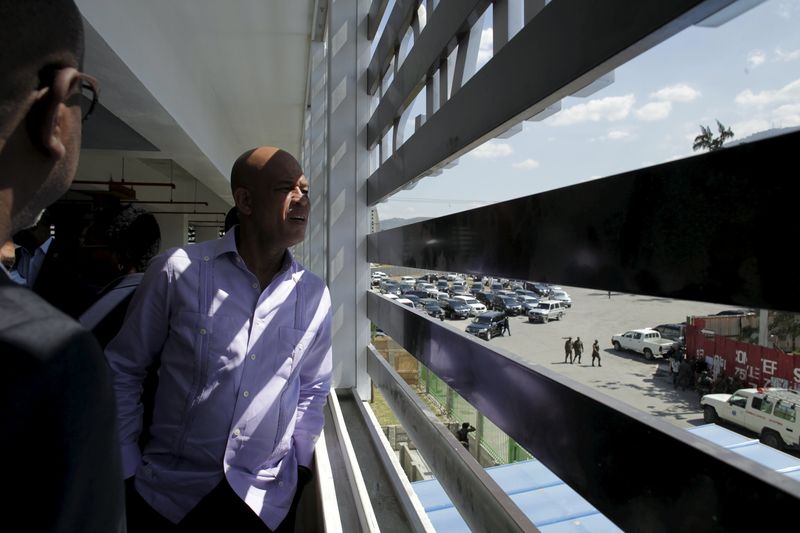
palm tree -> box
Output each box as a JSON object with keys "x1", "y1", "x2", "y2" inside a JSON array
[{"x1": 693, "y1": 120, "x2": 734, "y2": 152}]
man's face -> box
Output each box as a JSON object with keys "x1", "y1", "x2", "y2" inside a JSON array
[
  {"x1": 10, "y1": 69, "x2": 84, "y2": 234},
  {"x1": 252, "y1": 169, "x2": 310, "y2": 249}
]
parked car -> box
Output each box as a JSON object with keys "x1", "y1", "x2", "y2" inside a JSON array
[
  {"x1": 490, "y1": 282, "x2": 504, "y2": 292},
  {"x1": 398, "y1": 282, "x2": 414, "y2": 294},
  {"x1": 400, "y1": 275, "x2": 416, "y2": 284},
  {"x1": 436, "y1": 280, "x2": 450, "y2": 291},
  {"x1": 465, "y1": 311, "x2": 506, "y2": 340},
  {"x1": 372, "y1": 271, "x2": 388, "y2": 279},
  {"x1": 395, "y1": 298, "x2": 415, "y2": 309},
  {"x1": 452, "y1": 295, "x2": 487, "y2": 316},
  {"x1": 419, "y1": 298, "x2": 445, "y2": 320},
  {"x1": 611, "y1": 329, "x2": 679, "y2": 360},
  {"x1": 416, "y1": 281, "x2": 436, "y2": 292},
  {"x1": 404, "y1": 295, "x2": 421, "y2": 307},
  {"x1": 515, "y1": 295, "x2": 540, "y2": 313},
  {"x1": 404, "y1": 290, "x2": 429, "y2": 300},
  {"x1": 715, "y1": 309, "x2": 756, "y2": 316},
  {"x1": 653, "y1": 323, "x2": 686, "y2": 347},
  {"x1": 549, "y1": 289, "x2": 572, "y2": 308},
  {"x1": 476, "y1": 291, "x2": 494, "y2": 306},
  {"x1": 526, "y1": 282, "x2": 551, "y2": 297},
  {"x1": 441, "y1": 299, "x2": 471, "y2": 319},
  {"x1": 701, "y1": 388, "x2": 800, "y2": 450},
  {"x1": 380, "y1": 281, "x2": 402, "y2": 296},
  {"x1": 491, "y1": 295, "x2": 523, "y2": 316},
  {"x1": 527, "y1": 300, "x2": 566, "y2": 323}
]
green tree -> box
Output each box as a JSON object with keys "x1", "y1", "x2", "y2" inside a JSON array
[
  {"x1": 769, "y1": 312, "x2": 800, "y2": 352},
  {"x1": 692, "y1": 120, "x2": 734, "y2": 152}
]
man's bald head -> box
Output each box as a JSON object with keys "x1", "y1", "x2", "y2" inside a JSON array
[
  {"x1": 0, "y1": 1, "x2": 84, "y2": 126},
  {"x1": 230, "y1": 147, "x2": 303, "y2": 194}
]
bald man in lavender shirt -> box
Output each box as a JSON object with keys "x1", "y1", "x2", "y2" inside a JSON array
[{"x1": 106, "y1": 147, "x2": 332, "y2": 532}]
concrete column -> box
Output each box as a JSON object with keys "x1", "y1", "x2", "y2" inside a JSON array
[
  {"x1": 327, "y1": 0, "x2": 371, "y2": 394},
  {"x1": 307, "y1": 41, "x2": 327, "y2": 278}
]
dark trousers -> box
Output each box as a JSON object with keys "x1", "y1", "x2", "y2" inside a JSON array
[{"x1": 126, "y1": 478, "x2": 305, "y2": 533}]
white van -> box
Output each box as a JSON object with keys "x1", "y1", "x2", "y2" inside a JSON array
[{"x1": 701, "y1": 388, "x2": 800, "y2": 450}]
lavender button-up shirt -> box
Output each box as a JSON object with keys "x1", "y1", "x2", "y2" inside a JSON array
[{"x1": 105, "y1": 229, "x2": 332, "y2": 528}]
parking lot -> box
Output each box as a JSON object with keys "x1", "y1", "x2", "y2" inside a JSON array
[{"x1": 374, "y1": 270, "x2": 741, "y2": 429}]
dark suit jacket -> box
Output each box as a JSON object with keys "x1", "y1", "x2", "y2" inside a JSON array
[{"x1": 0, "y1": 273, "x2": 125, "y2": 532}]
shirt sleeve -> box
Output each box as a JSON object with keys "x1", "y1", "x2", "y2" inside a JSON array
[
  {"x1": 292, "y1": 286, "x2": 333, "y2": 468},
  {"x1": 104, "y1": 252, "x2": 173, "y2": 478}
]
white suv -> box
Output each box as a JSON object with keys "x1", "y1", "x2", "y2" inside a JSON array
[
  {"x1": 527, "y1": 300, "x2": 566, "y2": 323},
  {"x1": 453, "y1": 295, "x2": 487, "y2": 317}
]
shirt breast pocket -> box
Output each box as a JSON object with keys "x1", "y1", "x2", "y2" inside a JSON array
[{"x1": 277, "y1": 327, "x2": 318, "y2": 379}]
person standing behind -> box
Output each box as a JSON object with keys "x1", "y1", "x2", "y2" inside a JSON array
[
  {"x1": 564, "y1": 337, "x2": 573, "y2": 364},
  {"x1": 106, "y1": 147, "x2": 333, "y2": 532},
  {"x1": 502, "y1": 315, "x2": 511, "y2": 336},
  {"x1": 572, "y1": 337, "x2": 584, "y2": 364},
  {"x1": 456, "y1": 422, "x2": 476, "y2": 450},
  {"x1": 10, "y1": 209, "x2": 53, "y2": 286},
  {"x1": 591, "y1": 339, "x2": 602, "y2": 367},
  {"x1": 0, "y1": 1, "x2": 125, "y2": 530}
]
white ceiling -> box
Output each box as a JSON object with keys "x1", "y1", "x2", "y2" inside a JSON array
[{"x1": 76, "y1": 0, "x2": 316, "y2": 205}]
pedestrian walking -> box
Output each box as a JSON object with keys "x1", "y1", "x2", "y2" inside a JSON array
[
  {"x1": 502, "y1": 316, "x2": 511, "y2": 336},
  {"x1": 591, "y1": 339, "x2": 601, "y2": 367},
  {"x1": 572, "y1": 337, "x2": 584, "y2": 364},
  {"x1": 564, "y1": 337, "x2": 573, "y2": 364}
]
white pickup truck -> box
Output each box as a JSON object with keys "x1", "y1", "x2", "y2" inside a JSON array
[
  {"x1": 701, "y1": 388, "x2": 800, "y2": 450},
  {"x1": 611, "y1": 328, "x2": 679, "y2": 360}
]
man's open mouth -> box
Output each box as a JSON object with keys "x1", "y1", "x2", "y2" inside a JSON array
[{"x1": 289, "y1": 215, "x2": 306, "y2": 221}]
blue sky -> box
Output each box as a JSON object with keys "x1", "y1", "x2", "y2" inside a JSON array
[{"x1": 376, "y1": 0, "x2": 800, "y2": 221}]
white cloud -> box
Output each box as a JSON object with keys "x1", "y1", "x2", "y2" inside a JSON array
[
  {"x1": 470, "y1": 141, "x2": 513, "y2": 159},
  {"x1": 776, "y1": 1, "x2": 799, "y2": 19},
  {"x1": 772, "y1": 103, "x2": 800, "y2": 127},
  {"x1": 635, "y1": 101, "x2": 672, "y2": 121},
  {"x1": 593, "y1": 130, "x2": 631, "y2": 142},
  {"x1": 747, "y1": 50, "x2": 766, "y2": 70},
  {"x1": 512, "y1": 158, "x2": 540, "y2": 170},
  {"x1": 477, "y1": 28, "x2": 493, "y2": 64},
  {"x1": 547, "y1": 94, "x2": 635, "y2": 126},
  {"x1": 775, "y1": 47, "x2": 800, "y2": 62},
  {"x1": 730, "y1": 118, "x2": 771, "y2": 139},
  {"x1": 735, "y1": 78, "x2": 800, "y2": 107},
  {"x1": 606, "y1": 130, "x2": 630, "y2": 140},
  {"x1": 650, "y1": 84, "x2": 701, "y2": 102}
]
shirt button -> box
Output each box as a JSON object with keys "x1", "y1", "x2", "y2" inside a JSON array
[
  {"x1": 203, "y1": 256, "x2": 210, "y2": 262},
  {"x1": 199, "y1": 328, "x2": 207, "y2": 335},
  {"x1": 252, "y1": 282, "x2": 258, "y2": 289},
  {"x1": 250, "y1": 354, "x2": 256, "y2": 360},
  {"x1": 278, "y1": 481, "x2": 284, "y2": 487},
  {"x1": 243, "y1": 390, "x2": 250, "y2": 398},
  {"x1": 232, "y1": 428, "x2": 241, "y2": 438},
  {"x1": 298, "y1": 343, "x2": 304, "y2": 350}
]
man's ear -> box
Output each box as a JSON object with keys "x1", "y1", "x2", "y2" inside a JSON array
[
  {"x1": 39, "y1": 88, "x2": 69, "y2": 159},
  {"x1": 233, "y1": 187, "x2": 252, "y2": 216}
]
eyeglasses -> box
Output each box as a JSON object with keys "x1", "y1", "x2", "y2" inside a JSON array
[{"x1": 76, "y1": 73, "x2": 99, "y2": 123}]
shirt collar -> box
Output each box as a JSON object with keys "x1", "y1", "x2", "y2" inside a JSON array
[
  {"x1": 39, "y1": 236, "x2": 54, "y2": 255},
  {"x1": 214, "y1": 227, "x2": 299, "y2": 281}
]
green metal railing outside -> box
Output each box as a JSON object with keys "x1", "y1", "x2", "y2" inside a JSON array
[{"x1": 420, "y1": 365, "x2": 533, "y2": 465}]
